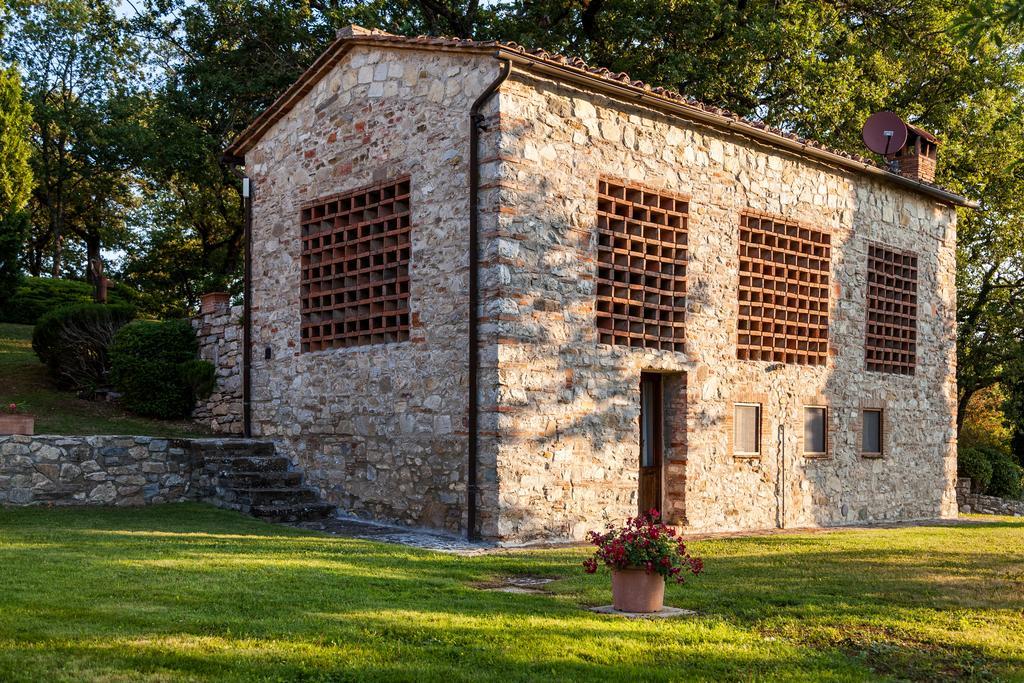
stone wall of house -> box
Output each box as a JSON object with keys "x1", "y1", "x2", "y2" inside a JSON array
[
  {"x1": 242, "y1": 45, "x2": 504, "y2": 534},
  {"x1": 956, "y1": 477, "x2": 1024, "y2": 516},
  {"x1": 192, "y1": 302, "x2": 244, "y2": 434},
  {"x1": 0, "y1": 435, "x2": 196, "y2": 506},
  {"x1": 487, "y1": 72, "x2": 959, "y2": 541}
]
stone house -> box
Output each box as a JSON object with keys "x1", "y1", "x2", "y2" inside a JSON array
[{"x1": 222, "y1": 26, "x2": 974, "y2": 543}]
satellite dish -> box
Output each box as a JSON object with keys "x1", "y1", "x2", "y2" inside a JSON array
[{"x1": 862, "y1": 111, "x2": 908, "y2": 156}]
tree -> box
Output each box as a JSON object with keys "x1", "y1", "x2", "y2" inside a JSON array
[
  {"x1": 0, "y1": 65, "x2": 33, "y2": 309},
  {"x1": 2, "y1": 0, "x2": 143, "y2": 280}
]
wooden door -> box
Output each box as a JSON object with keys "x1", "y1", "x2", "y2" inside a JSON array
[{"x1": 638, "y1": 373, "x2": 663, "y2": 515}]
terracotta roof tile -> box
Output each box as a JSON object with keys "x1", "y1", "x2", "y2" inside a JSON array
[{"x1": 225, "y1": 26, "x2": 972, "y2": 207}]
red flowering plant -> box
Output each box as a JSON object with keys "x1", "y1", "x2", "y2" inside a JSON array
[
  {"x1": 582, "y1": 509, "x2": 704, "y2": 583},
  {"x1": 5, "y1": 403, "x2": 19, "y2": 414}
]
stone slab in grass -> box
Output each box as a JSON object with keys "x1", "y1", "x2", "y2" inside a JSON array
[{"x1": 588, "y1": 605, "x2": 699, "y2": 619}]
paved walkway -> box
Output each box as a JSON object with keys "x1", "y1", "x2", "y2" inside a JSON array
[
  {"x1": 296, "y1": 515, "x2": 491, "y2": 554},
  {"x1": 295, "y1": 514, "x2": 1000, "y2": 555}
]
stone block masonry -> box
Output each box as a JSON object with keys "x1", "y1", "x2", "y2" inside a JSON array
[
  {"x1": 0, "y1": 436, "x2": 332, "y2": 523},
  {"x1": 192, "y1": 301, "x2": 244, "y2": 434},
  {"x1": 0, "y1": 435, "x2": 196, "y2": 506},
  {"x1": 227, "y1": 32, "x2": 965, "y2": 542},
  {"x1": 956, "y1": 477, "x2": 1024, "y2": 516},
  {"x1": 244, "y1": 46, "x2": 503, "y2": 534}
]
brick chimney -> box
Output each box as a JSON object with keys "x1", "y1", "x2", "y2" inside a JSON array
[
  {"x1": 884, "y1": 123, "x2": 939, "y2": 184},
  {"x1": 336, "y1": 24, "x2": 378, "y2": 39}
]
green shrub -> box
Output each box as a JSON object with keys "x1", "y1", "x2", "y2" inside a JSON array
[
  {"x1": 957, "y1": 446, "x2": 993, "y2": 493},
  {"x1": 109, "y1": 319, "x2": 206, "y2": 419},
  {"x1": 988, "y1": 457, "x2": 1024, "y2": 499},
  {"x1": 0, "y1": 276, "x2": 138, "y2": 325},
  {"x1": 31, "y1": 303, "x2": 136, "y2": 393},
  {"x1": 179, "y1": 359, "x2": 217, "y2": 400}
]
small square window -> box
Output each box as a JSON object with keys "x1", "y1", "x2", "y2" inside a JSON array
[
  {"x1": 734, "y1": 404, "x2": 761, "y2": 456},
  {"x1": 862, "y1": 409, "x2": 883, "y2": 455},
  {"x1": 804, "y1": 407, "x2": 827, "y2": 455}
]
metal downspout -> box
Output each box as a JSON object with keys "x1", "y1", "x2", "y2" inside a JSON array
[
  {"x1": 242, "y1": 177, "x2": 253, "y2": 438},
  {"x1": 467, "y1": 58, "x2": 512, "y2": 541},
  {"x1": 221, "y1": 156, "x2": 253, "y2": 439}
]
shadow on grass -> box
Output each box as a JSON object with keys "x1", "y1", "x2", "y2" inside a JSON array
[{"x1": 0, "y1": 504, "x2": 1021, "y2": 682}]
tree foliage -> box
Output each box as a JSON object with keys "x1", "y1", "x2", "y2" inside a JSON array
[
  {"x1": 4, "y1": 0, "x2": 1024, "y2": 440},
  {"x1": 2, "y1": 0, "x2": 143, "y2": 280},
  {"x1": 0, "y1": 65, "x2": 33, "y2": 308}
]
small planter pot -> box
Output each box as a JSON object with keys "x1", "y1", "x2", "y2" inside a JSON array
[
  {"x1": 611, "y1": 567, "x2": 665, "y2": 613},
  {"x1": 0, "y1": 414, "x2": 34, "y2": 435},
  {"x1": 200, "y1": 291, "x2": 231, "y2": 315}
]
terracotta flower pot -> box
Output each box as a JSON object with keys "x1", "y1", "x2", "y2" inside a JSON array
[
  {"x1": 611, "y1": 567, "x2": 665, "y2": 613},
  {"x1": 0, "y1": 414, "x2": 34, "y2": 435},
  {"x1": 200, "y1": 291, "x2": 231, "y2": 315}
]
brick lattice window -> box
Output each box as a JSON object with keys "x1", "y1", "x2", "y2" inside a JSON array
[
  {"x1": 737, "y1": 213, "x2": 830, "y2": 366},
  {"x1": 300, "y1": 177, "x2": 411, "y2": 352},
  {"x1": 865, "y1": 243, "x2": 917, "y2": 375},
  {"x1": 595, "y1": 178, "x2": 688, "y2": 352}
]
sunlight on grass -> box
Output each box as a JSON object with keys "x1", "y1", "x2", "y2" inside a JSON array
[{"x1": 0, "y1": 504, "x2": 1021, "y2": 682}]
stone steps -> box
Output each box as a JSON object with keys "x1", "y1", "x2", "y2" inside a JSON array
[
  {"x1": 218, "y1": 471, "x2": 303, "y2": 488},
  {"x1": 250, "y1": 502, "x2": 337, "y2": 523},
  {"x1": 205, "y1": 455, "x2": 291, "y2": 473},
  {"x1": 194, "y1": 440, "x2": 335, "y2": 524}
]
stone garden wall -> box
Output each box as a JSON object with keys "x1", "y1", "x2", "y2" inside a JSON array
[
  {"x1": 192, "y1": 302, "x2": 244, "y2": 434},
  {"x1": 956, "y1": 477, "x2": 1024, "y2": 516},
  {"x1": 0, "y1": 435, "x2": 289, "y2": 509},
  {"x1": 0, "y1": 435, "x2": 196, "y2": 506}
]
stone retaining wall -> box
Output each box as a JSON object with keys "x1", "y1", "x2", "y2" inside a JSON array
[
  {"x1": 191, "y1": 302, "x2": 244, "y2": 434},
  {"x1": 0, "y1": 435, "x2": 292, "y2": 509},
  {"x1": 0, "y1": 435, "x2": 197, "y2": 506},
  {"x1": 956, "y1": 477, "x2": 1024, "y2": 516}
]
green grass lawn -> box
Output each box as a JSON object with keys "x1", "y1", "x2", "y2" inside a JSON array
[
  {"x1": 0, "y1": 323, "x2": 210, "y2": 437},
  {"x1": 0, "y1": 505, "x2": 1020, "y2": 682}
]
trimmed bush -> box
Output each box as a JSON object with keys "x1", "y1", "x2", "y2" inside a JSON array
[
  {"x1": 109, "y1": 320, "x2": 209, "y2": 419},
  {"x1": 988, "y1": 457, "x2": 1024, "y2": 499},
  {"x1": 957, "y1": 446, "x2": 993, "y2": 493},
  {"x1": 31, "y1": 303, "x2": 136, "y2": 393},
  {"x1": 0, "y1": 276, "x2": 137, "y2": 325},
  {"x1": 179, "y1": 359, "x2": 217, "y2": 400}
]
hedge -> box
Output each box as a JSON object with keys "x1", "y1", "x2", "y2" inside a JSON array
[
  {"x1": 988, "y1": 457, "x2": 1024, "y2": 499},
  {"x1": 958, "y1": 444, "x2": 1024, "y2": 499},
  {"x1": 0, "y1": 276, "x2": 137, "y2": 325},
  {"x1": 958, "y1": 446, "x2": 994, "y2": 493},
  {"x1": 31, "y1": 303, "x2": 136, "y2": 393},
  {"x1": 109, "y1": 319, "x2": 214, "y2": 419}
]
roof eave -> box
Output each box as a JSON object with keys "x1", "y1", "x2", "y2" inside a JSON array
[
  {"x1": 497, "y1": 48, "x2": 976, "y2": 209},
  {"x1": 223, "y1": 35, "x2": 976, "y2": 210}
]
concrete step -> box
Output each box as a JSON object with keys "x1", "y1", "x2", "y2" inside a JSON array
[
  {"x1": 192, "y1": 440, "x2": 277, "y2": 457},
  {"x1": 219, "y1": 471, "x2": 303, "y2": 488},
  {"x1": 233, "y1": 487, "x2": 319, "y2": 506},
  {"x1": 250, "y1": 502, "x2": 336, "y2": 523},
  {"x1": 204, "y1": 456, "x2": 291, "y2": 473}
]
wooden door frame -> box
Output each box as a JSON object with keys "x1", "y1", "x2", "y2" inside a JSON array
[{"x1": 639, "y1": 372, "x2": 664, "y2": 515}]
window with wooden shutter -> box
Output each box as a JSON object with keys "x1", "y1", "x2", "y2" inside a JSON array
[
  {"x1": 737, "y1": 213, "x2": 830, "y2": 366},
  {"x1": 865, "y1": 243, "x2": 917, "y2": 375},
  {"x1": 734, "y1": 403, "x2": 761, "y2": 456},
  {"x1": 803, "y1": 406, "x2": 827, "y2": 456},
  {"x1": 595, "y1": 178, "x2": 688, "y2": 352},
  {"x1": 299, "y1": 177, "x2": 412, "y2": 352},
  {"x1": 862, "y1": 409, "x2": 883, "y2": 456}
]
